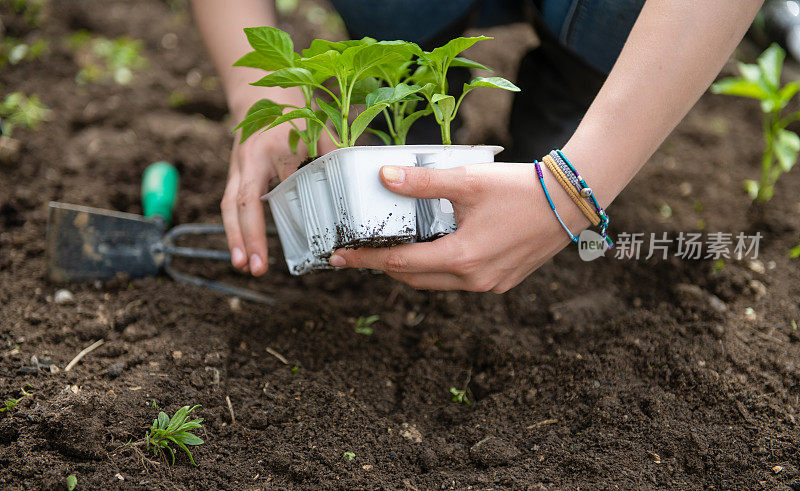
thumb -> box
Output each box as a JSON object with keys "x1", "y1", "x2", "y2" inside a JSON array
[{"x1": 379, "y1": 165, "x2": 478, "y2": 204}]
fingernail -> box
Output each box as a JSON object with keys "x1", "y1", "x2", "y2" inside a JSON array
[
  {"x1": 231, "y1": 247, "x2": 244, "y2": 266},
  {"x1": 329, "y1": 254, "x2": 346, "y2": 267},
  {"x1": 250, "y1": 254, "x2": 263, "y2": 273},
  {"x1": 381, "y1": 166, "x2": 405, "y2": 184}
]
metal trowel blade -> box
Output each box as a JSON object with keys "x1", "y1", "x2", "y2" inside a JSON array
[{"x1": 46, "y1": 202, "x2": 164, "y2": 282}]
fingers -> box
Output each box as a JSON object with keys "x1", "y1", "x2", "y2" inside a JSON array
[
  {"x1": 330, "y1": 237, "x2": 462, "y2": 274},
  {"x1": 222, "y1": 140, "x2": 274, "y2": 276},
  {"x1": 378, "y1": 165, "x2": 481, "y2": 205},
  {"x1": 220, "y1": 171, "x2": 247, "y2": 269},
  {"x1": 385, "y1": 271, "x2": 464, "y2": 291}
]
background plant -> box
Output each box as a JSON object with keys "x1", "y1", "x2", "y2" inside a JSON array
[
  {"x1": 1, "y1": 386, "x2": 32, "y2": 413},
  {"x1": 66, "y1": 30, "x2": 147, "y2": 85},
  {"x1": 0, "y1": 37, "x2": 48, "y2": 67},
  {"x1": 353, "y1": 314, "x2": 379, "y2": 335},
  {"x1": 146, "y1": 405, "x2": 204, "y2": 466},
  {"x1": 1, "y1": 0, "x2": 48, "y2": 29},
  {"x1": 711, "y1": 43, "x2": 800, "y2": 202},
  {"x1": 0, "y1": 92, "x2": 50, "y2": 136}
]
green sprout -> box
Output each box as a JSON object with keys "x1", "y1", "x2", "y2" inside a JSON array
[
  {"x1": 1, "y1": 0, "x2": 48, "y2": 28},
  {"x1": 449, "y1": 386, "x2": 472, "y2": 405},
  {"x1": 290, "y1": 365, "x2": 300, "y2": 375},
  {"x1": 1, "y1": 386, "x2": 32, "y2": 413},
  {"x1": 711, "y1": 43, "x2": 800, "y2": 202},
  {"x1": 66, "y1": 30, "x2": 147, "y2": 85},
  {"x1": 0, "y1": 37, "x2": 48, "y2": 67},
  {"x1": 353, "y1": 315, "x2": 379, "y2": 336},
  {"x1": 343, "y1": 451, "x2": 355, "y2": 461},
  {"x1": 66, "y1": 475, "x2": 77, "y2": 491},
  {"x1": 790, "y1": 241, "x2": 800, "y2": 258},
  {"x1": 234, "y1": 28, "x2": 520, "y2": 153},
  {"x1": 146, "y1": 405, "x2": 204, "y2": 466},
  {"x1": 0, "y1": 92, "x2": 50, "y2": 137}
]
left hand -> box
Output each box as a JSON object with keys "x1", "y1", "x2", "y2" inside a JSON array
[{"x1": 328, "y1": 163, "x2": 591, "y2": 293}]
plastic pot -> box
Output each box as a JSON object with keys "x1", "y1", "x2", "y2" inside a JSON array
[{"x1": 263, "y1": 145, "x2": 503, "y2": 275}]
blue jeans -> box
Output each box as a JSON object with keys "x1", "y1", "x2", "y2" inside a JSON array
[
  {"x1": 329, "y1": 0, "x2": 646, "y2": 74},
  {"x1": 328, "y1": 0, "x2": 646, "y2": 157}
]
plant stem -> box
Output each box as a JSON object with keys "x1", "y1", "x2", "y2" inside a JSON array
[{"x1": 757, "y1": 111, "x2": 778, "y2": 202}]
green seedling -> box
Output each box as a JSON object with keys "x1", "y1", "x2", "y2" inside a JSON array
[
  {"x1": 2, "y1": 0, "x2": 48, "y2": 28},
  {"x1": 790, "y1": 242, "x2": 800, "y2": 258},
  {"x1": 1, "y1": 386, "x2": 32, "y2": 413},
  {"x1": 353, "y1": 315, "x2": 379, "y2": 336},
  {"x1": 343, "y1": 451, "x2": 355, "y2": 461},
  {"x1": 414, "y1": 36, "x2": 520, "y2": 144},
  {"x1": 711, "y1": 43, "x2": 800, "y2": 202},
  {"x1": 290, "y1": 365, "x2": 300, "y2": 375},
  {"x1": 0, "y1": 92, "x2": 50, "y2": 137},
  {"x1": 234, "y1": 28, "x2": 520, "y2": 152},
  {"x1": 710, "y1": 259, "x2": 725, "y2": 274},
  {"x1": 0, "y1": 37, "x2": 48, "y2": 67},
  {"x1": 449, "y1": 386, "x2": 472, "y2": 405},
  {"x1": 146, "y1": 405, "x2": 204, "y2": 466},
  {"x1": 66, "y1": 474, "x2": 77, "y2": 491},
  {"x1": 66, "y1": 30, "x2": 147, "y2": 85}
]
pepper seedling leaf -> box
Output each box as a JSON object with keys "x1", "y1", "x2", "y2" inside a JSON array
[
  {"x1": 349, "y1": 103, "x2": 390, "y2": 145},
  {"x1": 252, "y1": 67, "x2": 325, "y2": 88},
  {"x1": 757, "y1": 43, "x2": 785, "y2": 91},
  {"x1": 710, "y1": 78, "x2": 770, "y2": 100},
  {"x1": 774, "y1": 128, "x2": 800, "y2": 172},
  {"x1": 242, "y1": 26, "x2": 295, "y2": 69},
  {"x1": 463, "y1": 76, "x2": 520, "y2": 93},
  {"x1": 235, "y1": 99, "x2": 288, "y2": 142},
  {"x1": 450, "y1": 56, "x2": 492, "y2": 71}
]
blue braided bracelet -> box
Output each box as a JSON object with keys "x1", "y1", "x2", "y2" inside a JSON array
[{"x1": 534, "y1": 160, "x2": 578, "y2": 243}]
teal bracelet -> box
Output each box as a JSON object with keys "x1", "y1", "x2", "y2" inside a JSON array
[{"x1": 533, "y1": 160, "x2": 578, "y2": 243}]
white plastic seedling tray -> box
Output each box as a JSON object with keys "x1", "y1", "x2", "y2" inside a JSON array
[{"x1": 263, "y1": 145, "x2": 503, "y2": 275}]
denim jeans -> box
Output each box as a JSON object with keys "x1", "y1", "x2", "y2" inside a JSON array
[
  {"x1": 330, "y1": 0, "x2": 645, "y2": 74},
  {"x1": 329, "y1": 0, "x2": 646, "y2": 157}
]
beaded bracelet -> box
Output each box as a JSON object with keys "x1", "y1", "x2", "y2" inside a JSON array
[
  {"x1": 552, "y1": 150, "x2": 613, "y2": 248},
  {"x1": 542, "y1": 155, "x2": 601, "y2": 226},
  {"x1": 533, "y1": 160, "x2": 578, "y2": 243}
]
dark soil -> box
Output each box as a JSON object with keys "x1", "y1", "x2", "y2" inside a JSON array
[{"x1": 2, "y1": 1, "x2": 800, "y2": 489}]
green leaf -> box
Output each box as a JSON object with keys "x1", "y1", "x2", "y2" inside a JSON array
[
  {"x1": 316, "y1": 98, "x2": 343, "y2": 138},
  {"x1": 778, "y1": 81, "x2": 800, "y2": 106},
  {"x1": 346, "y1": 41, "x2": 414, "y2": 78},
  {"x1": 349, "y1": 103, "x2": 390, "y2": 145},
  {"x1": 242, "y1": 26, "x2": 295, "y2": 69},
  {"x1": 709, "y1": 78, "x2": 769, "y2": 100},
  {"x1": 350, "y1": 76, "x2": 380, "y2": 105},
  {"x1": 424, "y1": 36, "x2": 492, "y2": 67},
  {"x1": 366, "y1": 128, "x2": 392, "y2": 145},
  {"x1": 757, "y1": 43, "x2": 785, "y2": 90},
  {"x1": 790, "y1": 243, "x2": 800, "y2": 258},
  {"x1": 157, "y1": 412, "x2": 170, "y2": 430},
  {"x1": 396, "y1": 108, "x2": 431, "y2": 141},
  {"x1": 177, "y1": 432, "x2": 204, "y2": 446},
  {"x1": 743, "y1": 179, "x2": 760, "y2": 200},
  {"x1": 252, "y1": 67, "x2": 323, "y2": 88},
  {"x1": 431, "y1": 93, "x2": 456, "y2": 122},
  {"x1": 235, "y1": 99, "x2": 288, "y2": 142},
  {"x1": 233, "y1": 50, "x2": 297, "y2": 72},
  {"x1": 463, "y1": 76, "x2": 520, "y2": 93},
  {"x1": 299, "y1": 49, "x2": 342, "y2": 78},
  {"x1": 288, "y1": 128, "x2": 301, "y2": 153},
  {"x1": 66, "y1": 475, "x2": 77, "y2": 491},
  {"x1": 450, "y1": 56, "x2": 492, "y2": 71},
  {"x1": 267, "y1": 107, "x2": 323, "y2": 130},
  {"x1": 301, "y1": 37, "x2": 375, "y2": 57},
  {"x1": 774, "y1": 128, "x2": 800, "y2": 172},
  {"x1": 737, "y1": 62, "x2": 762, "y2": 84}
]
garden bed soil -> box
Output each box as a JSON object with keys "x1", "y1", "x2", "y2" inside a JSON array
[{"x1": 2, "y1": 1, "x2": 800, "y2": 489}]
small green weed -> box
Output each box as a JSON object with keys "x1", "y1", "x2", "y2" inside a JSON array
[
  {"x1": 1, "y1": 0, "x2": 48, "y2": 28},
  {"x1": 0, "y1": 92, "x2": 50, "y2": 136},
  {"x1": 1, "y1": 386, "x2": 32, "y2": 413},
  {"x1": 0, "y1": 37, "x2": 48, "y2": 67},
  {"x1": 790, "y1": 242, "x2": 800, "y2": 258},
  {"x1": 449, "y1": 386, "x2": 472, "y2": 405},
  {"x1": 66, "y1": 30, "x2": 147, "y2": 85},
  {"x1": 146, "y1": 405, "x2": 204, "y2": 466},
  {"x1": 65, "y1": 474, "x2": 77, "y2": 491},
  {"x1": 353, "y1": 315, "x2": 379, "y2": 336},
  {"x1": 343, "y1": 451, "x2": 355, "y2": 461}
]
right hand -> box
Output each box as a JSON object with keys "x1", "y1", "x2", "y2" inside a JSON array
[{"x1": 222, "y1": 89, "x2": 335, "y2": 276}]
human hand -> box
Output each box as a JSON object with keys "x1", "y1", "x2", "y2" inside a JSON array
[
  {"x1": 222, "y1": 89, "x2": 336, "y2": 276},
  {"x1": 328, "y1": 163, "x2": 595, "y2": 292}
]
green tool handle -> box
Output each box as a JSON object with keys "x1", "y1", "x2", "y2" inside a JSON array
[{"x1": 142, "y1": 161, "x2": 179, "y2": 226}]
